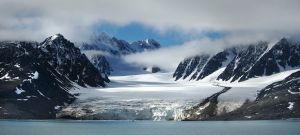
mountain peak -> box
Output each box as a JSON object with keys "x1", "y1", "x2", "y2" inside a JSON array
[
  {"x1": 40, "y1": 33, "x2": 72, "y2": 49},
  {"x1": 145, "y1": 38, "x2": 160, "y2": 48},
  {"x1": 49, "y1": 33, "x2": 65, "y2": 41},
  {"x1": 279, "y1": 37, "x2": 288, "y2": 44},
  {"x1": 131, "y1": 38, "x2": 161, "y2": 50}
]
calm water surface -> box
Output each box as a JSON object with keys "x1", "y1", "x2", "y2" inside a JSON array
[{"x1": 0, "y1": 120, "x2": 299, "y2": 135}]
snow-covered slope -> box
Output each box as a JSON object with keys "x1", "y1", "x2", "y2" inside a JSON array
[
  {"x1": 57, "y1": 67, "x2": 300, "y2": 120},
  {"x1": 183, "y1": 69, "x2": 300, "y2": 120},
  {"x1": 40, "y1": 34, "x2": 108, "y2": 86},
  {"x1": 174, "y1": 38, "x2": 300, "y2": 83},
  {"x1": 207, "y1": 70, "x2": 300, "y2": 120},
  {"x1": 217, "y1": 42, "x2": 269, "y2": 82},
  {"x1": 173, "y1": 55, "x2": 210, "y2": 80},
  {"x1": 173, "y1": 47, "x2": 237, "y2": 81},
  {"x1": 57, "y1": 73, "x2": 224, "y2": 120},
  {"x1": 0, "y1": 34, "x2": 108, "y2": 119}
]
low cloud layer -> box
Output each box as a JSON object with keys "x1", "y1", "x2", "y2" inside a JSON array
[
  {"x1": 123, "y1": 38, "x2": 230, "y2": 71},
  {"x1": 0, "y1": 0, "x2": 300, "y2": 42},
  {"x1": 123, "y1": 34, "x2": 287, "y2": 71}
]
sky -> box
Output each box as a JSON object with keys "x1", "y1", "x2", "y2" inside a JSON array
[
  {"x1": 1, "y1": 0, "x2": 300, "y2": 70},
  {"x1": 1, "y1": 0, "x2": 300, "y2": 44},
  {"x1": 92, "y1": 21, "x2": 224, "y2": 46}
]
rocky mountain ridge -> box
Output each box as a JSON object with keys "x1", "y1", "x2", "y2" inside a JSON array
[
  {"x1": 174, "y1": 38, "x2": 300, "y2": 82},
  {"x1": 0, "y1": 34, "x2": 107, "y2": 119}
]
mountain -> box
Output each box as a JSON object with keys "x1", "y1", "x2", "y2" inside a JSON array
[
  {"x1": 173, "y1": 55, "x2": 210, "y2": 80},
  {"x1": 40, "y1": 34, "x2": 108, "y2": 86},
  {"x1": 239, "y1": 38, "x2": 300, "y2": 81},
  {"x1": 174, "y1": 38, "x2": 300, "y2": 82},
  {"x1": 183, "y1": 70, "x2": 300, "y2": 120},
  {"x1": 173, "y1": 47, "x2": 238, "y2": 81},
  {"x1": 217, "y1": 42, "x2": 269, "y2": 82},
  {"x1": 0, "y1": 34, "x2": 108, "y2": 119},
  {"x1": 79, "y1": 33, "x2": 161, "y2": 55},
  {"x1": 89, "y1": 54, "x2": 112, "y2": 81},
  {"x1": 79, "y1": 33, "x2": 162, "y2": 76},
  {"x1": 175, "y1": 38, "x2": 300, "y2": 120},
  {"x1": 236, "y1": 70, "x2": 300, "y2": 120}
]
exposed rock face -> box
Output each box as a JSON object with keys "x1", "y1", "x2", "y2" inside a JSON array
[
  {"x1": 183, "y1": 71, "x2": 300, "y2": 121},
  {"x1": 183, "y1": 87, "x2": 231, "y2": 120},
  {"x1": 89, "y1": 54, "x2": 112, "y2": 81},
  {"x1": 173, "y1": 48, "x2": 237, "y2": 81},
  {"x1": 174, "y1": 39, "x2": 300, "y2": 82},
  {"x1": 173, "y1": 55, "x2": 210, "y2": 81},
  {"x1": 177, "y1": 38, "x2": 300, "y2": 120},
  {"x1": 226, "y1": 70, "x2": 300, "y2": 120},
  {"x1": 80, "y1": 33, "x2": 161, "y2": 76},
  {"x1": 80, "y1": 33, "x2": 161, "y2": 56},
  {"x1": 0, "y1": 34, "x2": 108, "y2": 119},
  {"x1": 243, "y1": 38, "x2": 300, "y2": 81},
  {"x1": 217, "y1": 42, "x2": 268, "y2": 82},
  {"x1": 151, "y1": 67, "x2": 161, "y2": 73},
  {"x1": 40, "y1": 34, "x2": 108, "y2": 87},
  {"x1": 194, "y1": 48, "x2": 236, "y2": 80}
]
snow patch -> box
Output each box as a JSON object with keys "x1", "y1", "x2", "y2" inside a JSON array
[
  {"x1": 37, "y1": 90, "x2": 50, "y2": 100},
  {"x1": 14, "y1": 63, "x2": 21, "y2": 68},
  {"x1": 51, "y1": 34, "x2": 59, "y2": 40},
  {"x1": 32, "y1": 71, "x2": 39, "y2": 79},
  {"x1": 244, "y1": 116, "x2": 252, "y2": 119},
  {"x1": 15, "y1": 87, "x2": 25, "y2": 94},
  {"x1": 0, "y1": 73, "x2": 10, "y2": 80},
  {"x1": 288, "y1": 90, "x2": 300, "y2": 95},
  {"x1": 288, "y1": 102, "x2": 294, "y2": 110},
  {"x1": 54, "y1": 106, "x2": 61, "y2": 110},
  {"x1": 17, "y1": 99, "x2": 28, "y2": 101}
]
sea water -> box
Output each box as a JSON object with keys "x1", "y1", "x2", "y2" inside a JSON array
[{"x1": 0, "y1": 120, "x2": 299, "y2": 135}]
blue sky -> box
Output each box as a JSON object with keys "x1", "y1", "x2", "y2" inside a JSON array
[{"x1": 91, "y1": 22, "x2": 225, "y2": 47}]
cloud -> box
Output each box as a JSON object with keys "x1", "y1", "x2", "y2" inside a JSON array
[
  {"x1": 0, "y1": 0, "x2": 300, "y2": 42},
  {"x1": 122, "y1": 32, "x2": 288, "y2": 71},
  {"x1": 123, "y1": 38, "x2": 228, "y2": 71}
]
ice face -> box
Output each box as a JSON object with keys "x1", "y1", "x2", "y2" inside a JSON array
[{"x1": 58, "y1": 73, "x2": 223, "y2": 120}]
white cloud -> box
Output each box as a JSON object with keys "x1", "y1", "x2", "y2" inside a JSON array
[
  {"x1": 123, "y1": 38, "x2": 228, "y2": 71},
  {"x1": 2, "y1": 0, "x2": 299, "y2": 72},
  {"x1": 122, "y1": 31, "x2": 288, "y2": 71},
  {"x1": 0, "y1": 0, "x2": 300, "y2": 42}
]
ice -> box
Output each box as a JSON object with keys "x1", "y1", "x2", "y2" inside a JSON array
[
  {"x1": 62, "y1": 72, "x2": 223, "y2": 120},
  {"x1": 62, "y1": 68, "x2": 300, "y2": 120}
]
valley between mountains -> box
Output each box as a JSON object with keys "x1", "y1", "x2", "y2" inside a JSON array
[{"x1": 0, "y1": 33, "x2": 299, "y2": 120}]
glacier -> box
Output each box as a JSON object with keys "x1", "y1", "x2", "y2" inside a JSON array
[{"x1": 58, "y1": 68, "x2": 300, "y2": 120}]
